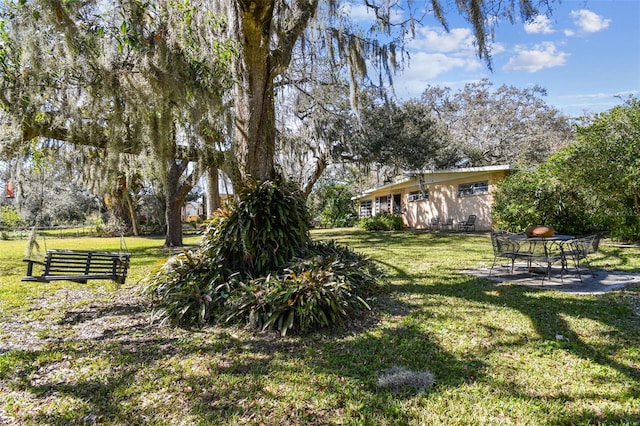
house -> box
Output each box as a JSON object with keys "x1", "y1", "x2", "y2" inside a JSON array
[
  {"x1": 181, "y1": 193, "x2": 233, "y2": 222},
  {"x1": 354, "y1": 165, "x2": 512, "y2": 231},
  {"x1": 182, "y1": 200, "x2": 204, "y2": 223}
]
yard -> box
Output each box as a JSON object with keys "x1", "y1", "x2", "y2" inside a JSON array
[{"x1": 1, "y1": 230, "x2": 639, "y2": 425}]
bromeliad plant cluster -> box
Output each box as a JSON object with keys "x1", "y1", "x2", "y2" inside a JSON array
[{"x1": 144, "y1": 179, "x2": 385, "y2": 335}]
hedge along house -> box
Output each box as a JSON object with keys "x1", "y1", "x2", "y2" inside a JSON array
[{"x1": 354, "y1": 165, "x2": 512, "y2": 231}]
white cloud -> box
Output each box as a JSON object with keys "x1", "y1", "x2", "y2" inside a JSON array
[
  {"x1": 524, "y1": 15, "x2": 555, "y2": 34},
  {"x1": 392, "y1": 24, "x2": 490, "y2": 98},
  {"x1": 553, "y1": 90, "x2": 640, "y2": 116},
  {"x1": 569, "y1": 9, "x2": 611, "y2": 33},
  {"x1": 340, "y1": 3, "x2": 404, "y2": 24},
  {"x1": 487, "y1": 42, "x2": 506, "y2": 56},
  {"x1": 503, "y1": 42, "x2": 568, "y2": 73},
  {"x1": 409, "y1": 27, "x2": 476, "y2": 53},
  {"x1": 340, "y1": 4, "x2": 375, "y2": 21},
  {"x1": 397, "y1": 51, "x2": 481, "y2": 91},
  {"x1": 559, "y1": 90, "x2": 640, "y2": 101}
]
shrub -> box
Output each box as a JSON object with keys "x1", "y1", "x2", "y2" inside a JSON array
[
  {"x1": 144, "y1": 180, "x2": 386, "y2": 333},
  {"x1": 143, "y1": 250, "x2": 230, "y2": 326},
  {"x1": 359, "y1": 213, "x2": 404, "y2": 231},
  {"x1": 0, "y1": 206, "x2": 23, "y2": 230},
  {"x1": 225, "y1": 240, "x2": 384, "y2": 335},
  {"x1": 309, "y1": 183, "x2": 358, "y2": 228},
  {"x1": 492, "y1": 166, "x2": 617, "y2": 237},
  {"x1": 201, "y1": 179, "x2": 311, "y2": 276}
]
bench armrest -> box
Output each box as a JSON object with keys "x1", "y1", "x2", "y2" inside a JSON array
[{"x1": 23, "y1": 258, "x2": 45, "y2": 276}]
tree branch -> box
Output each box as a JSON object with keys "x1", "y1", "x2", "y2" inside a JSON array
[{"x1": 271, "y1": 0, "x2": 320, "y2": 76}]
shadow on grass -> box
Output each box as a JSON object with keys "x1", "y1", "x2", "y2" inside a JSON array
[
  {"x1": 401, "y1": 272, "x2": 640, "y2": 375},
  {"x1": 1, "y1": 283, "x2": 481, "y2": 424},
  {"x1": 3, "y1": 337, "x2": 186, "y2": 425},
  {"x1": 597, "y1": 246, "x2": 640, "y2": 272},
  {"x1": 58, "y1": 302, "x2": 149, "y2": 326},
  {"x1": 2, "y1": 240, "x2": 639, "y2": 424}
]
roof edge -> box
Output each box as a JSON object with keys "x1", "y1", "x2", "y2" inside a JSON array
[
  {"x1": 353, "y1": 164, "x2": 512, "y2": 199},
  {"x1": 404, "y1": 164, "x2": 512, "y2": 176}
]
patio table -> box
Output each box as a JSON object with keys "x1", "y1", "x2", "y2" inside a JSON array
[{"x1": 505, "y1": 233, "x2": 575, "y2": 280}]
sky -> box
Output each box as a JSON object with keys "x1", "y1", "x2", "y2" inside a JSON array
[{"x1": 348, "y1": 0, "x2": 640, "y2": 117}]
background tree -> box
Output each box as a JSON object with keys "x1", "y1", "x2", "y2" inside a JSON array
[
  {"x1": 307, "y1": 182, "x2": 357, "y2": 228},
  {"x1": 346, "y1": 97, "x2": 455, "y2": 174},
  {"x1": 7, "y1": 143, "x2": 101, "y2": 227},
  {"x1": 420, "y1": 79, "x2": 573, "y2": 166},
  {"x1": 493, "y1": 98, "x2": 640, "y2": 241},
  {"x1": 274, "y1": 59, "x2": 354, "y2": 198},
  {"x1": 0, "y1": 0, "x2": 233, "y2": 246},
  {"x1": 288, "y1": 80, "x2": 569, "y2": 198},
  {"x1": 553, "y1": 97, "x2": 640, "y2": 239},
  {"x1": 492, "y1": 166, "x2": 574, "y2": 234}
]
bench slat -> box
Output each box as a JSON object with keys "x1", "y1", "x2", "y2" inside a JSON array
[{"x1": 47, "y1": 266, "x2": 116, "y2": 273}]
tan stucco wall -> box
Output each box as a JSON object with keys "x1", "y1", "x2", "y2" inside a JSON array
[{"x1": 359, "y1": 170, "x2": 508, "y2": 231}]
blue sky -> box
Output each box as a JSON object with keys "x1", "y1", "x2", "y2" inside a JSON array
[{"x1": 349, "y1": 0, "x2": 640, "y2": 117}]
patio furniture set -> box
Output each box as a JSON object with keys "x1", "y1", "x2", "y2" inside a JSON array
[
  {"x1": 430, "y1": 214, "x2": 476, "y2": 231},
  {"x1": 490, "y1": 231, "x2": 601, "y2": 283}
]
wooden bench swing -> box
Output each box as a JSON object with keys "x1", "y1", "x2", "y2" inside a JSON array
[{"x1": 22, "y1": 229, "x2": 131, "y2": 285}]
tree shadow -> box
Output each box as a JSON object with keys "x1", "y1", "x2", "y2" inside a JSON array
[
  {"x1": 1, "y1": 279, "x2": 483, "y2": 424},
  {"x1": 58, "y1": 302, "x2": 149, "y2": 326},
  {"x1": 2, "y1": 258, "x2": 639, "y2": 424},
  {"x1": 595, "y1": 246, "x2": 640, "y2": 272},
  {"x1": 411, "y1": 272, "x2": 640, "y2": 384}
]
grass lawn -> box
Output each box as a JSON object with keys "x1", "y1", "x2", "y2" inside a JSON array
[{"x1": 1, "y1": 229, "x2": 639, "y2": 425}]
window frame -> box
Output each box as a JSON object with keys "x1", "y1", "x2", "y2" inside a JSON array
[
  {"x1": 375, "y1": 195, "x2": 391, "y2": 214},
  {"x1": 359, "y1": 200, "x2": 372, "y2": 217},
  {"x1": 408, "y1": 190, "x2": 428, "y2": 202},
  {"x1": 458, "y1": 181, "x2": 489, "y2": 197}
]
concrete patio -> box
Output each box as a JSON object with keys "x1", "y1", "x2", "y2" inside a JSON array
[{"x1": 462, "y1": 262, "x2": 640, "y2": 295}]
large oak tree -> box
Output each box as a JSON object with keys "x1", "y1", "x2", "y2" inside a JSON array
[
  {"x1": 1, "y1": 0, "x2": 558, "y2": 248},
  {"x1": 224, "y1": 0, "x2": 558, "y2": 184},
  {"x1": 0, "y1": 0, "x2": 232, "y2": 246},
  {"x1": 420, "y1": 79, "x2": 573, "y2": 166}
]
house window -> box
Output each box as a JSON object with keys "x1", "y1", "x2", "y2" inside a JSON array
[
  {"x1": 458, "y1": 181, "x2": 489, "y2": 197},
  {"x1": 375, "y1": 196, "x2": 391, "y2": 214},
  {"x1": 408, "y1": 190, "x2": 428, "y2": 202},
  {"x1": 359, "y1": 200, "x2": 372, "y2": 217}
]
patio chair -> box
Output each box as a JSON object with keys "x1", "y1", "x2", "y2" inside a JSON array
[
  {"x1": 429, "y1": 217, "x2": 440, "y2": 230},
  {"x1": 531, "y1": 239, "x2": 568, "y2": 283},
  {"x1": 490, "y1": 232, "x2": 530, "y2": 275},
  {"x1": 563, "y1": 234, "x2": 600, "y2": 282},
  {"x1": 440, "y1": 218, "x2": 454, "y2": 230},
  {"x1": 458, "y1": 214, "x2": 476, "y2": 231}
]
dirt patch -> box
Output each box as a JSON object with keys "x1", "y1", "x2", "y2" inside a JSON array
[{"x1": 0, "y1": 285, "x2": 164, "y2": 354}]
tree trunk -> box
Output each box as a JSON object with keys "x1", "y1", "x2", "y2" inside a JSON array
[
  {"x1": 164, "y1": 160, "x2": 190, "y2": 247},
  {"x1": 163, "y1": 158, "x2": 200, "y2": 247},
  {"x1": 206, "y1": 166, "x2": 221, "y2": 216},
  {"x1": 302, "y1": 155, "x2": 328, "y2": 199},
  {"x1": 229, "y1": 0, "x2": 277, "y2": 184},
  {"x1": 164, "y1": 194, "x2": 183, "y2": 247},
  {"x1": 110, "y1": 177, "x2": 135, "y2": 236},
  {"x1": 124, "y1": 191, "x2": 139, "y2": 236}
]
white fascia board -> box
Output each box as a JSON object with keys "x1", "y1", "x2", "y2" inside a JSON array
[
  {"x1": 352, "y1": 177, "x2": 414, "y2": 200},
  {"x1": 405, "y1": 164, "x2": 512, "y2": 176}
]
